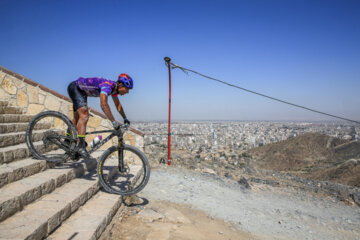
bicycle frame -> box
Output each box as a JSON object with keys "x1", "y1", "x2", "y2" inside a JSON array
[
  {"x1": 86, "y1": 129, "x2": 118, "y2": 154},
  {"x1": 86, "y1": 128, "x2": 127, "y2": 173}
]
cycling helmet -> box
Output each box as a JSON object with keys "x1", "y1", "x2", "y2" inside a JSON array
[{"x1": 117, "y1": 73, "x2": 133, "y2": 89}]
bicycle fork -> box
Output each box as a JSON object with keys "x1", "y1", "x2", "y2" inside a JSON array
[{"x1": 118, "y1": 137, "x2": 126, "y2": 173}]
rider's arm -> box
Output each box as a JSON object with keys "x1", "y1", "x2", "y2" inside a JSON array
[
  {"x1": 100, "y1": 93, "x2": 115, "y2": 122},
  {"x1": 112, "y1": 96, "x2": 127, "y2": 119}
]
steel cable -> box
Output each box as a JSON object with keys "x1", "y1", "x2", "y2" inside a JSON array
[{"x1": 170, "y1": 62, "x2": 360, "y2": 125}]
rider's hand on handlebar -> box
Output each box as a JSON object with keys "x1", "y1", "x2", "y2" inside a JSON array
[
  {"x1": 124, "y1": 118, "x2": 130, "y2": 125},
  {"x1": 112, "y1": 121, "x2": 121, "y2": 130}
]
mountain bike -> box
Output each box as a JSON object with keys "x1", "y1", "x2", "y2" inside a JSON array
[{"x1": 25, "y1": 110, "x2": 150, "y2": 196}]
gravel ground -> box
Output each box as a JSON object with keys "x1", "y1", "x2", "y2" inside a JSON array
[{"x1": 139, "y1": 166, "x2": 360, "y2": 240}]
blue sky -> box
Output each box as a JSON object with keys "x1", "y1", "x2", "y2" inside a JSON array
[{"x1": 0, "y1": 0, "x2": 359, "y2": 122}]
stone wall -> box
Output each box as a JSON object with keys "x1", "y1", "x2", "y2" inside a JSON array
[{"x1": 0, "y1": 65, "x2": 144, "y2": 150}]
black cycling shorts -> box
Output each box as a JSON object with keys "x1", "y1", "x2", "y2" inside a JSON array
[{"x1": 67, "y1": 81, "x2": 88, "y2": 111}]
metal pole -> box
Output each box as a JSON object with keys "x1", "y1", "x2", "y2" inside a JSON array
[{"x1": 164, "y1": 57, "x2": 172, "y2": 165}]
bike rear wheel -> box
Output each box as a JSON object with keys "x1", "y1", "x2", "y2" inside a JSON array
[
  {"x1": 26, "y1": 111, "x2": 77, "y2": 163},
  {"x1": 97, "y1": 145, "x2": 150, "y2": 196}
]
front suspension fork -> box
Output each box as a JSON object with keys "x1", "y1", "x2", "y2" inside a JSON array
[{"x1": 118, "y1": 139, "x2": 126, "y2": 173}]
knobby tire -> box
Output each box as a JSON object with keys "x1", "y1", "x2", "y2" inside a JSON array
[
  {"x1": 26, "y1": 111, "x2": 77, "y2": 163},
  {"x1": 97, "y1": 145, "x2": 150, "y2": 196}
]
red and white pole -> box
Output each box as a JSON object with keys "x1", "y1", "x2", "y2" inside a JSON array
[{"x1": 164, "y1": 57, "x2": 172, "y2": 165}]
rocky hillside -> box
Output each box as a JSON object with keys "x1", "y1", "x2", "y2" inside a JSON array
[
  {"x1": 144, "y1": 131, "x2": 360, "y2": 206},
  {"x1": 247, "y1": 132, "x2": 360, "y2": 187}
]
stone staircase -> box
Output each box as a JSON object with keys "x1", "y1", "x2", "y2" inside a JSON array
[{"x1": 0, "y1": 101, "x2": 128, "y2": 240}]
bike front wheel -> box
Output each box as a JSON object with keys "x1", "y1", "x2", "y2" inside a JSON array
[
  {"x1": 26, "y1": 111, "x2": 77, "y2": 163},
  {"x1": 97, "y1": 145, "x2": 150, "y2": 196}
]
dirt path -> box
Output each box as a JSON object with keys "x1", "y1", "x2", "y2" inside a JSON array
[
  {"x1": 103, "y1": 200, "x2": 257, "y2": 240},
  {"x1": 102, "y1": 166, "x2": 360, "y2": 240}
]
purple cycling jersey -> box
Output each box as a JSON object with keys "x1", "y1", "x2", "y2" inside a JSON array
[{"x1": 75, "y1": 77, "x2": 118, "y2": 97}]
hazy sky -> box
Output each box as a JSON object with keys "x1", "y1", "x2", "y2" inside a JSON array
[{"x1": 1, "y1": 0, "x2": 359, "y2": 122}]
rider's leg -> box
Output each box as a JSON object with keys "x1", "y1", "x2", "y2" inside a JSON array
[
  {"x1": 66, "y1": 111, "x2": 79, "y2": 138},
  {"x1": 76, "y1": 106, "x2": 92, "y2": 159},
  {"x1": 72, "y1": 111, "x2": 79, "y2": 129},
  {"x1": 67, "y1": 81, "x2": 92, "y2": 159},
  {"x1": 67, "y1": 81, "x2": 83, "y2": 138},
  {"x1": 76, "y1": 106, "x2": 89, "y2": 135}
]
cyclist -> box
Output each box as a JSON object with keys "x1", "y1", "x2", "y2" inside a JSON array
[{"x1": 67, "y1": 73, "x2": 133, "y2": 159}]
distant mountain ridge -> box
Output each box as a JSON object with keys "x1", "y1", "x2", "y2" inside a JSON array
[{"x1": 248, "y1": 132, "x2": 360, "y2": 187}]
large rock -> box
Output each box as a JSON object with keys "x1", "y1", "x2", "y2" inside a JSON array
[
  {"x1": 1, "y1": 76, "x2": 17, "y2": 95},
  {"x1": 13, "y1": 78, "x2": 25, "y2": 89},
  {"x1": 54, "y1": 117, "x2": 67, "y2": 129},
  {"x1": 44, "y1": 94, "x2": 60, "y2": 111},
  {"x1": 0, "y1": 88, "x2": 9, "y2": 100},
  {"x1": 87, "y1": 116, "x2": 102, "y2": 128},
  {"x1": 27, "y1": 104, "x2": 44, "y2": 114},
  {"x1": 39, "y1": 94, "x2": 46, "y2": 104},
  {"x1": 17, "y1": 90, "x2": 28, "y2": 107},
  {"x1": 59, "y1": 102, "x2": 70, "y2": 116},
  {"x1": 27, "y1": 85, "x2": 39, "y2": 103}
]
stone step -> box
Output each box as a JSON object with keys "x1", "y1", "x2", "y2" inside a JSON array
[
  {"x1": 47, "y1": 191, "x2": 123, "y2": 240},
  {"x1": 0, "y1": 158, "x2": 48, "y2": 188},
  {"x1": 0, "y1": 141, "x2": 59, "y2": 165},
  {"x1": 0, "y1": 123, "x2": 28, "y2": 134},
  {"x1": 48, "y1": 164, "x2": 143, "y2": 239},
  {"x1": 0, "y1": 170, "x2": 100, "y2": 240},
  {"x1": 0, "y1": 101, "x2": 9, "y2": 107},
  {"x1": 0, "y1": 114, "x2": 34, "y2": 123},
  {"x1": 0, "y1": 122, "x2": 52, "y2": 134},
  {"x1": 0, "y1": 131, "x2": 28, "y2": 148},
  {"x1": 0, "y1": 153, "x2": 100, "y2": 222},
  {"x1": 0, "y1": 106, "x2": 23, "y2": 114},
  {"x1": 1, "y1": 141, "x2": 32, "y2": 165},
  {"x1": 0, "y1": 129, "x2": 64, "y2": 148},
  {"x1": 46, "y1": 164, "x2": 143, "y2": 240}
]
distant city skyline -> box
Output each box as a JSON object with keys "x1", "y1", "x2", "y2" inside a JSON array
[
  {"x1": 136, "y1": 121, "x2": 359, "y2": 161},
  {"x1": 0, "y1": 0, "x2": 359, "y2": 122}
]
